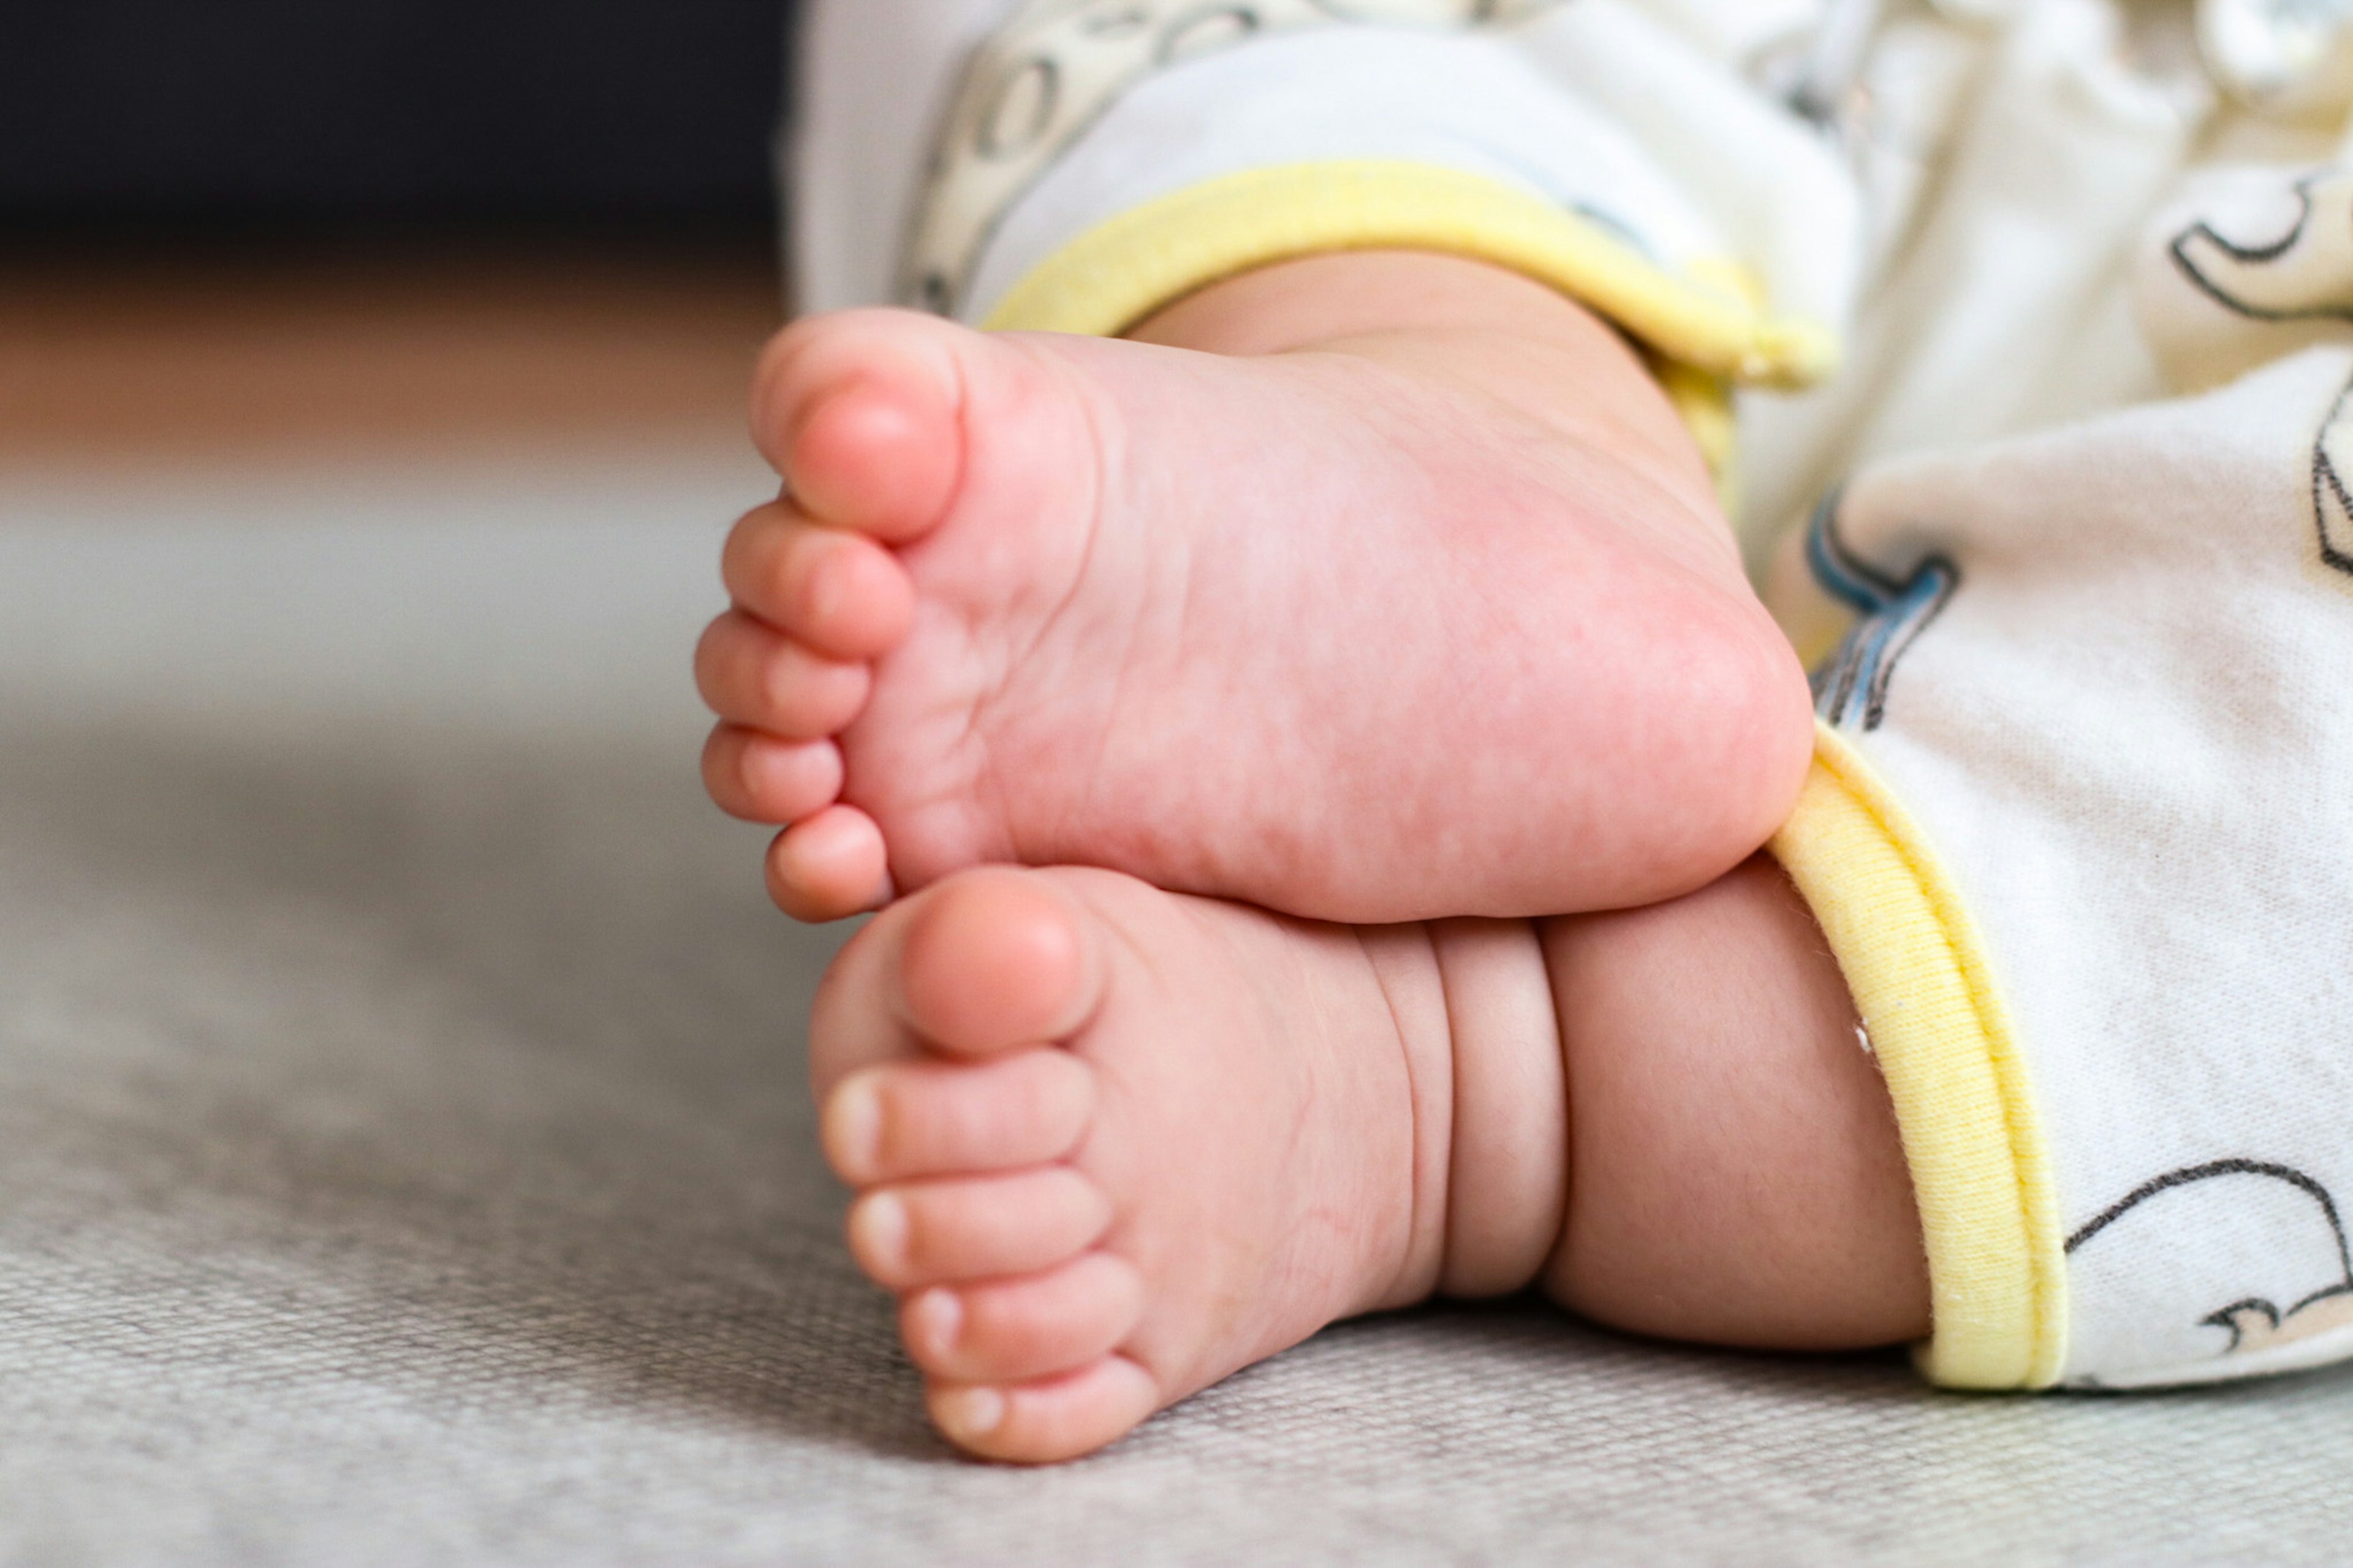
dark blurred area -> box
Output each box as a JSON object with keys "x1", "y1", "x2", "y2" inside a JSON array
[
  {"x1": 0, "y1": 2, "x2": 802, "y2": 463},
  {"x1": 0, "y1": 0, "x2": 795, "y2": 238}
]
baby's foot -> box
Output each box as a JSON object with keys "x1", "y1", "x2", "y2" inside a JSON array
[
  {"x1": 699, "y1": 271, "x2": 1813, "y2": 924},
  {"x1": 809, "y1": 865, "x2": 1455, "y2": 1463}
]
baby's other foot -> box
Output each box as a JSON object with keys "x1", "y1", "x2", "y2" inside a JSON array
[
  {"x1": 699, "y1": 255, "x2": 1813, "y2": 923},
  {"x1": 809, "y1": 865, "x2": 1450, "y2": 1463}
]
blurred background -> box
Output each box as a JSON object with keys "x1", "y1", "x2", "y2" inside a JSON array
[{"x1": 1, "y1": 0, "x2": 799, "y2": 463}]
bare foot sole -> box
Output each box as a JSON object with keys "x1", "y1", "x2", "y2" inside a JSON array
[
  {"x1": 809, "y1": 864, "x2": 1449, "y2": 1463},
  {"x1": 700, "y1": 263, "x2": 1813, "y2": 925}
]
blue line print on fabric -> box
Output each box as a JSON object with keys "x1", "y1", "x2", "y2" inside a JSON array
[{"x1": 1805, "y1": 487, "x2": 1958, "y2": 733}]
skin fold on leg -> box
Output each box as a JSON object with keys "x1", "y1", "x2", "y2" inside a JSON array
[{"x1": 1540, "y1": 854, "x2": 1931, "y2": 1349}]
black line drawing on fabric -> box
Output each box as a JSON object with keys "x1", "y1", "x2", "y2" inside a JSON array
[
  {"x1": 1081, "y1": 9, "x2": 1156, "y2": 38},
  {"x1": 2311, "y1": 369, "x2": 2353, "y2": 577},
  {"x1": 2169, "y1": 167, "x2": 2353, "y2": 325},
  {"x1": 1803, "y1": 487, "x2": 1957, "y2": 732},
  {"x1": 1158, "y1": 6, "x2": 1262, "y2": 66},
  {"x1": 2161, "y1": 170, "x2": 2353, "y2": 581},
  {"x1": 976, "y1": 57, "x2": 1063, "y2": 161},
  {"x1": 2068, "y1": 1159, "x2": 2353, "y2": 1359},
  {"x1": 902, "y1": 0, "x2": 1568, "y2": 316}
]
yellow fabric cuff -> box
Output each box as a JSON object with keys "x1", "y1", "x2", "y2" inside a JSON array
[
  {"x1": 1769, "y1": 723, "x2": 2069, "y2": 1390},
  {"x1": 979, "y1": 160, "x2": 1838, "y2": 390}
]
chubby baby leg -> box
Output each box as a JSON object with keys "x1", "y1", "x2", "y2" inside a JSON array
[
  {"x1": 811, "y1": 857, "x2": 1925, "y2": 1463},
  {"x1": 1538, "y1": 856, "x2": 1928, "y2": 1349}
]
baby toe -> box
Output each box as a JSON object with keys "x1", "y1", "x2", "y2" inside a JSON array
[
  {"x1": 694, "y1": 611, "x2": 870, "y2": 739},
  {"x1": 893, "y1": 869, "x2": 1102, "y2": 1056},
  {"x1": 821, "y1": 1050, "x2": 1094, "y2": 1185},
  {"x1": 766, "y1": 805, "x2": 892, "y2": 922},
  {"x1": 722, "y1": 504, "x2": 914, "y2": 661},
  {"x1": 927, "y1": 1354, "x2": 1162, "y2": 1464},
  {"x1": 900, "y1": 1251, "x2": 1143, "y2": 1385},
  {"x1": 847, "y1": 1167, "x2": 1110, "y2": 1289},
  {"x1": 702, "y1": 727, "x2": 844, "y2": 824}
]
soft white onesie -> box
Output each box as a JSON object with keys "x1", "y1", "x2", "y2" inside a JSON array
[{"x1": 789, "y1": 0, "x2": 2353, "y2": 1391}]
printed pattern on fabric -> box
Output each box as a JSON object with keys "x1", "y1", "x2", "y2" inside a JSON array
[
  {"x1": 2139, "y1": 164, "x2": 2353, "y2": 395},
  {"x1": 2065, "y1": 1160, "x2": 2353, "y2": 1382},
  {"x1": 1792, "y1": 341, "x2": 2353, "y2": 1389},
  {"x1": 2143, "y1": 165, "x2": 2353, "y2": 575},
  {"x1": 1778, "y1": 161, "x2": 2353, "y2": 1392},
  {"x1": 2167, "y1": 167, "x2": 2353, "y2": 327},
  {"x1": 901, "y1": 0, "x2": 1567, "y2": 316},
  {"x1": 1803, "y1": 488, "x2": 1958, "y2": 732},
  {"x1": 2314, "y1": 370, "x2": 2353, "y2": 571}
]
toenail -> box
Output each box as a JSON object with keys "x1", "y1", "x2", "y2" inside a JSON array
[
  {"x1": 934, "y1": 1385, "x2": 1005, "y2": 1441},
  {"x1": 825, "y1": 1074, "x2": 884, "y2": 1176},
  {"x1": 911, "y1": 1287, "x2": 963, "y2": 1352},
  {"x1": 852, "y1": 1191, "x2": 909, "y2": 1272}
]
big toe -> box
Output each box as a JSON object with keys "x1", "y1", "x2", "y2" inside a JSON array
[
  {"x1": 755, "y1": 309, "x2": 968, "y2": 542},
  {"x1": 893, "y1": 869, "x2": 1104, "y2": 1056}
]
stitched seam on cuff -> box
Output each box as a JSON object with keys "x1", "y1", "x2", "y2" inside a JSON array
[
  {"x1": 979, "y1": 161, "x2": 1840, "y2": 390},
  {"x1": 1770, "y1": 721, "x2": 2068, "y2": 1390}
]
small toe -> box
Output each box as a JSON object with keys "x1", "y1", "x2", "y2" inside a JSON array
[
  {"x1": 894, "y1": 870, "x2": 1102, "y2": 1056},
  {"x1": 722, "y1": 504, "x2": 915, "y2": 661},
  {"x1": 928, "y1": 1354, "x2": 1162, "y2": 1464},
  {"x1": 848, "y1": 1167, "x2": 1111, "y2": 1289},
  {"x1": 767, "y1": 806, "x2": 893, "y2": 922},
  {"x1": 900, "y1": 1251, "x2": 1144, "y2": 1384},
  {"x1": 821, "y1": 1050, "x2": 1094, "y2": 1184},
  {"x1": 702, "y1": 727, "x2": 844, "y2": 824},
  {"x1": 694, "y1": 612, "x2": 871, "y2": 739}
]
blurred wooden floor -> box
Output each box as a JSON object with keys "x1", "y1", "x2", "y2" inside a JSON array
[{"x1": 0, "y1": 239, "x2": 787, "y2": 466}]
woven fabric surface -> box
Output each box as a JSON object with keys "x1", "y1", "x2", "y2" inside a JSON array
[{"x1": 4, "y1": 453, "x2": 2351, "y2": 1566}]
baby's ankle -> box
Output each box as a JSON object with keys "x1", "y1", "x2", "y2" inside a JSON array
[
  {"x1": 1422, "y1": 917, "x2": 1575, "y2": 1300},
  {"x1": 1385, "y1": 854, "x2": 1927, "y2": 1348},
  {"x1": 1129, "y1": 249, "x2": 1721, "y2": 541}
]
